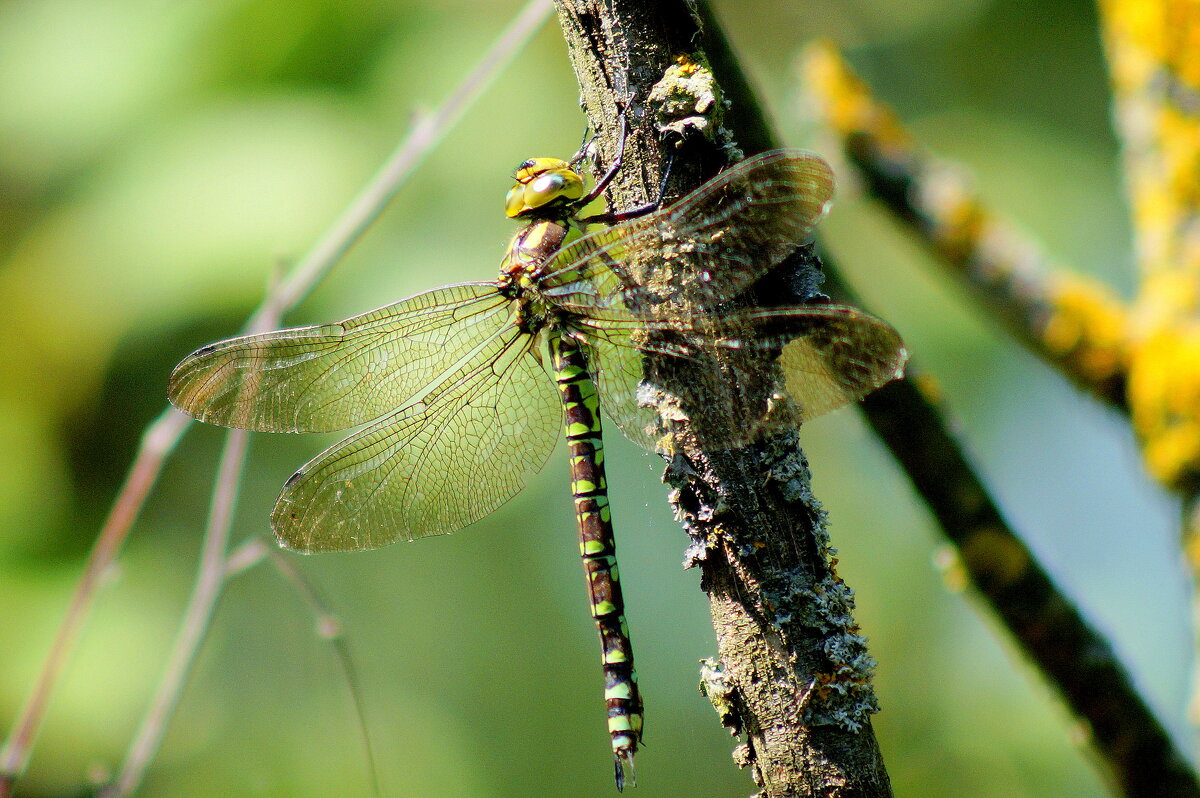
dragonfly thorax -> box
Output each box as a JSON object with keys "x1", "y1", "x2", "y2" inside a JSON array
[{"x1": 499, "y1": 217, "x2": 571, "y2": 333}]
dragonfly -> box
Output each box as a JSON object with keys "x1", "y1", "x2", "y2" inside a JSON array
[{"x1": 168, "y1": 140, "x2": 907, "y2": 790}]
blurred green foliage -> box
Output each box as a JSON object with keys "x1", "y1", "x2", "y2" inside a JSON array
[{"x1": 0, "y1": 0, "x2": 1191, "y2": 796}]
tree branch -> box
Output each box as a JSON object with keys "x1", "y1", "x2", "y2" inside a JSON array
[
  {"x1": 856, "y1": 357, "x2": 1200, "y2": 798},
  {"x1": 554, "y1": 3, "x2": 892, "y2": 795}
]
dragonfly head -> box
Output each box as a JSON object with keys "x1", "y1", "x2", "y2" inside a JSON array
[{"x1": 505, "y1": 157, "x2": 586, "y2": 219}]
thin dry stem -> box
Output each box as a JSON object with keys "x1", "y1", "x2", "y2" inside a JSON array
[
  {"x1": 107, "y1": 430, "x2": 250, "y2": 797},
  {"x1": 223, "y1": 537, "x2": 270, "y2": 578},
  {"x1": 259, "y1": 0, "x2": 556, "y2": 316},
  {"x1": 0, "y1": 2, "x2": 553, "y2": 791},
  {"x1": 0, "y1": 409, "x2": 188, "y2": 783}
]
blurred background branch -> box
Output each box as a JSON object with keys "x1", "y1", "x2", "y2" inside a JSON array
[
  {"x1": 857, "y1": 358, "x2": 1199, "y2": 796},
  {"x1": 802, "y1": 35, "x2": 1197, "y2": 795},
  {"x1": 802, "y1": 8, "x2": 1200, "y2": 778},
  {"x1": 804, "y1": 42, "x2": 1129, "y2": 410},
  {"x1": 1097, "y1": 1, "x2": 1200, "y2": 550}
]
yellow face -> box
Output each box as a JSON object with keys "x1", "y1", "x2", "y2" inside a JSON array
[{"x1": 505, "y1": 157, "x2": 586, "y2": 218}]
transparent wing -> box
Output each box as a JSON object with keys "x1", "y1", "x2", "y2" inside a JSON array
[
  {"x1": 539, "y1": 150, "x2": 835, "y2": 315},
  {"x1": 577, "y1": 323, "x2": 662, "y2": 451},
  {"x1": 168, "y1": 283, "x2": 511, "y2": 433},
  {"x1": 272, "y1": 327, "x2": 560, "y2": 552},
  {"x1": 775, "y1": 305, "x2": 908, "y2": 420},
  {"x1": 573, "y1": 303, "x2": 907, "y2": 450}
]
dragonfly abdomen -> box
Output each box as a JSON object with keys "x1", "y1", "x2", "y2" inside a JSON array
[{"x1": 549, "y1": 330, "x2": 643, "y2": 791}]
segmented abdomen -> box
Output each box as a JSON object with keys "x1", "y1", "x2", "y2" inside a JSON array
[{"x1": 549, "y1": 330, "x2": 643, "y2": 791}]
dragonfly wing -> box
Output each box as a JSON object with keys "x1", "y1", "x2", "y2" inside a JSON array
[
  {"x1": 540, "y1": 150, "x2": 835, "y2": 314},
  {"x1": 774, "y1": 305, "x2": 908, "y2": 419},
  {"x1": 666, "y1": 304, "x2": 906, "y2": 428},
  {"x1": 573, "y1": 303, "x2": 906, "y2": 450},
  {"x1": 168, "y1": 283, "x2": 511, "y2": 433},
  {"x1": 575, "y1": 323, "x2": 663, "y2": 451},
  {"x1": 272, "y1": 328, "x2": 560, "y2": 552},
  {"x1": 571, "y1": 313, "x2": 776, "y2": 451}
]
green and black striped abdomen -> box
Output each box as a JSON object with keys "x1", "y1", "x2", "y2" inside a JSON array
[{"x1": 549, "y1": 330, "x2": 643, "y2": 791}]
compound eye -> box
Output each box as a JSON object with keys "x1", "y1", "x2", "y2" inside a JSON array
[
  {"x1": 530, "y1": 172, "x2": 567, "y2": 200},
  {"x1": 504, "y1": 185, "x2": 526, "y2": 218}
]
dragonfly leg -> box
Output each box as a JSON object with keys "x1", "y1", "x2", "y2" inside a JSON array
[
  {"x1": 575, "y1": 90, "x2": 643, "y2": 208},
  {"x1": 549, "y1": 330, "x2": 644, "y2": 790},
  {"x1": 578, "y1": 146, "x2": 674, "y2": 227},
  {"x1": 591, "y1": 150, "x2": 676, "y2": 225},
  {"x1": 569, "y1": 124, "x2": 595, "y2": 167}
]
